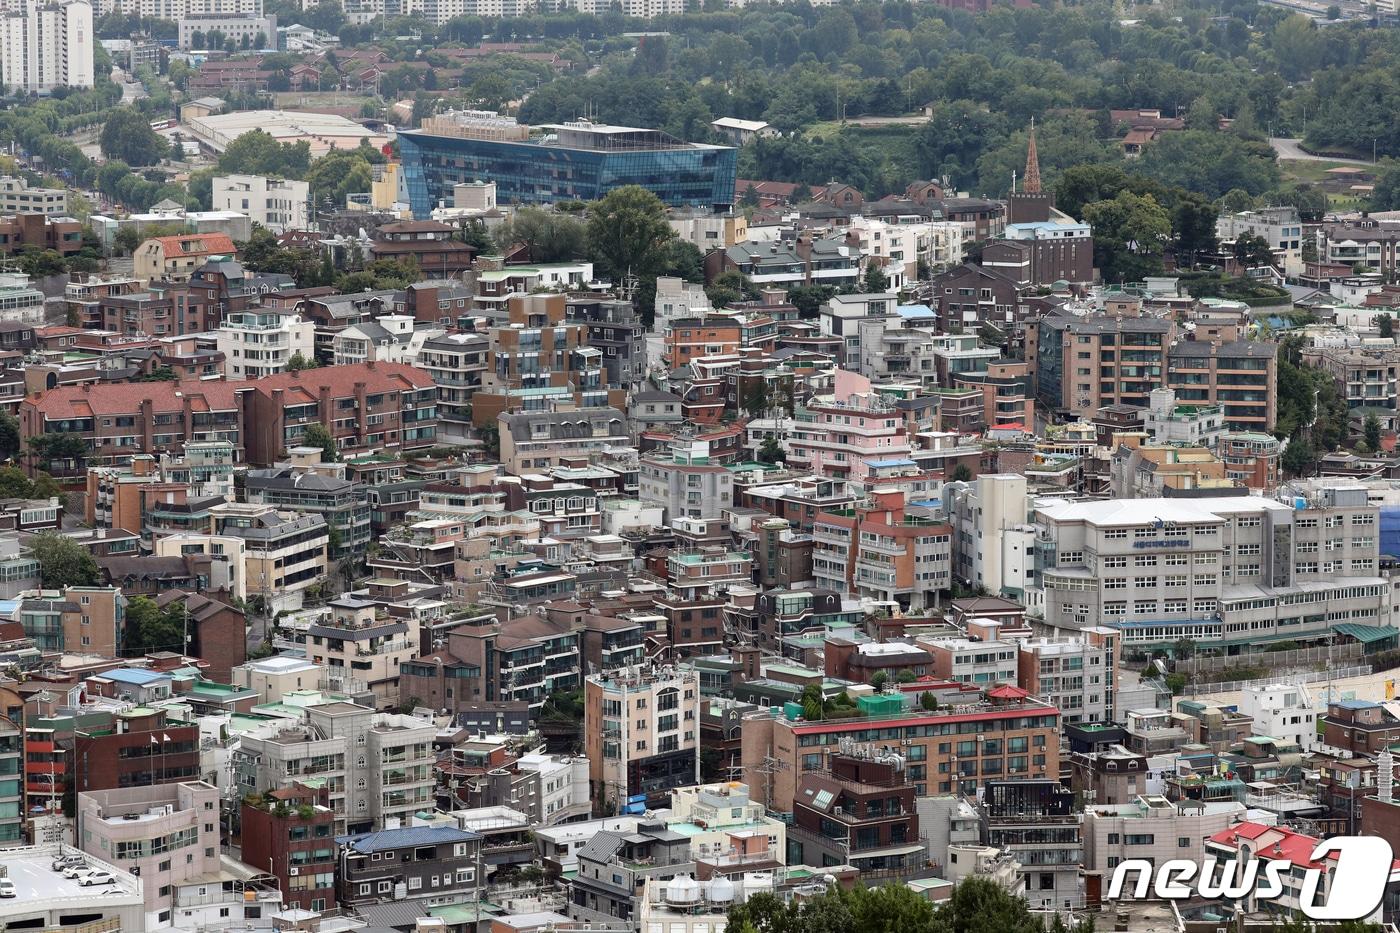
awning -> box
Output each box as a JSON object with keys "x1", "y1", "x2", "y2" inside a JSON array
[{"x1": 1334, "y1": 623, "x2": 1399, "y2": 645}]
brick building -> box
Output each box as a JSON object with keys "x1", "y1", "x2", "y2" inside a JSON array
[{"x1": 241, "y1": 783, "x2": 338, "y2": 912}]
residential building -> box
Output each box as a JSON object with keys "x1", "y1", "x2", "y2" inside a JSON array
[
  {"x1": 177, "y1": 12, "x2": 276, "y2": 47},
  {"x1": 211, "y1": 173, "x2": 308, "y2": 232},
  {"x1": 1027, "y1": 312, "x2": 1174, "y2": 418},
  {"x1": 240, "y1": 783, "x2": 337, "y2": 911},
  {"x1": 1237, "y1": 682, "x2": 1320, "y2": 752},
  {"x1": 566, "y1": 295, "x2": 647, "y2": 388},
  {"x1": 918, "y1": 636, "x2": 1017, "y2": 687},
  {"x1": 788, "y1": 370, "x2": 911, "y2": 483},
  {"x1": 0, "y1": 214, "x2": 82, "y2": 256},
  {"x1": 1219, "y1": 433, "x2": 1281, "y2": 490},
  {"x1": 338, "y1": 825, "x2": 483, "y2": 905},
  {"x1": 399, "y1": 114, "x2": 736, "y2": 218},
  {"x1": 638, "y1": 440, "x2": 734, "y2": 523},
  {"x1": 0, "y1": 0, "x2": 94, "y2": 91},
  {"x1": 740, "y1": 690, "x2": 1062, "y2": 809},
  {"x1": 788, "y1": 746, "x2": 925, "y2": 877},
  {"x1": 1141, "y1": 387, "x2": 1226, "y2": 449},
  {"x1": 1319, "y1": 219, "x2": 1400, "y2": 278},
  {"x1": 981, "y1": 779, "x2": 1081, "y2": 910},
  {"x1": 584, "y1": 666, "x2": 700, "y2": 812},
  {"x1": 216, "y1": 308, "x2": 314, "y2": 378},
  {"x1": 983, "y1": 220, "x2": 1094, "y2": 286},
  {"x1": 416, "y1": 331, "x2": 488, "y2": 442},
  {"x1": 210, "y1": 502, "x2": 328, "y2": 613},
  {"x1": 497, "y1": 407, "x2": 628, "y2": 475},
  {"x1": 1016, "y1": 630, "x2": 1119, "y2": 725},
  {"x1": 78, "y1": 781, "x2": 222, "y2": 929},
  {"x1": 133, "y1": 234, "x2": 238, "y2": 283},
  {"x1": 570, "y1": 820, "x2": 693, "y2": 922},
  {"x1": 1166, "y1": 338, "x2": 1277, "y2": 433},
  {"x1": 369, "y1": 220, "x2": 475, "y2": 275},
  {"x1": 306, "y1": 596, "x2": 419, "y2": 706},
  {"x1": 948, "y1": 473, "x2": 1037, "y2": 599},
  {"x1": 669, "y1": 208, "x2": 748, "y2": 250},
  {"x1": 811, "y1": 487, "x2": 952, "y2": 613},
  {"x1": 1083, "y1": 796, "x2": 1246, "y2": 878},
  {"x1": 245, "y1": 467, "x2": 371, "y2": 557},
  {"x1": 1216, "y1": 207, "x2": 1304, "y2": 277},
  {"x1": 404, "y1": 614, "x2": 580, "y2": 713},
  {"x1": 1308, "y1": 345, "x2": 1400, "y2": 413}
]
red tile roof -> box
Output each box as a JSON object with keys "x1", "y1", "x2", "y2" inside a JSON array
[
  {"x1": 152, "y1": 234, "x2": 237, "y2": 258},
  {"x1": 1207, "y1": 821, "x2": 1400, "y2": 872},
  {"x1": 250, "y1": 362, "x2": 436, "y2": 400},
  {"x1": 27, "y1": 379, "x2": 242, "y2": 420}
]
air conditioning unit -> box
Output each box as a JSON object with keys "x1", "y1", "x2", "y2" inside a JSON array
[{"x1": 288, "y1": 867, "x2": 299, "y2": 876}]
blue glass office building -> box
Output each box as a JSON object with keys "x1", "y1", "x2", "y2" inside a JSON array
[{"x1": 399, "y1": 121, "x2": 737, "y2": 219}]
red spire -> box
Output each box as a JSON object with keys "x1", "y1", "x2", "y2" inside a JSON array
[{"x1": 1024, "y1": 119, "x2": 1042, "y2": 195}]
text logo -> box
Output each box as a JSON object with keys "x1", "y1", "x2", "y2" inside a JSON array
[{"x1": 1106, "y1": 836, "x2": 1396, "y2": 921}]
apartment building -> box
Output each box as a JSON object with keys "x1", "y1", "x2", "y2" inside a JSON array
[
  {"x1": 948, "y1": 473, "x2": 1037, "y2": 599},
  {"x1": 217, "y1": 308, "x2": 314, "y2": 378},
  {"x1": 20, "y1": 380, "x2": 242, "y2": 472},
  {"x1": 17, "y1": 584, "x2": 125, "y2": 655},
  {"x1": 1166, "y1": 338, "x2": 1277, "y2": 432},
  {"x1": 240, "y1": 783, "x2": 337, "y2": 911},
  {"x1": 0, "y1": 0, "x2": 94, "y2": 92},
  {"x1": 1219, "y1": 433, "x2": 1281, "y2": 490},
  {"x1": 566, "y1": 295, "x2": 647, "y2": 388},
  {"x1": 741, "y1": 690, "x2": 1061, "y2": 809},
  {"x1": 497, "y1": 407, "x2": 628, "y2": 474},
  {"x1": 982, "y1": 780, "x2": 1081, "y2": 910},
  {"x1": 1309, "y1": 345, "x2": 1400, "y2": 412},
  {"x1": 1237, "y1": 682, "x2": 1319, "y2": 752},
  {"x1": 1016, "y1": 630, "x2": 1120, "y2": 725},
  {"x1": 133, "y1": 234, "x2": 238, "y2": 283},
  {"x1": 1027, "y1": 312, "x2": 1174, "y2": 418},
  {"x1": 245, "y1": 467, "x2": 371, "y2": 557},
  {"x1": 584, "y1": 667, "x2": 701, "y2": 812},
  {"x1": 1083, "y1": 795, "x2": 1246, "y2": 877},
  {"x1": 210, "y1": 502, "x2": 328, "y2": 613},
  {"x1": 1216, "y1": 207, "x2": 1304, "y2": 276},
  {"x1": 638, "y1": 440, "x2": 734, "y2": 523},
  {"x1": 1319, "y1": 219, "x2": 1400, "y2": 278},
  {"x1": 918, "y1": 636, "x2": 1017, "y2": 686},
  {"x1": 789, "y1": 747, "x2": 925, "y2": 877},
  {"x1": 405, "y1": 614, "x2": 580, "y2": 713},
  {"x1": 570, "y1": 821, "x2": 693, "y2": 922},
  {"x1": 339, "y1": 825, "x2": 483, "y2": 906},
  {"x1": 78, "y1": 781, "x2": 222, "y2": 929},
  {"x1": 235, "y1": 704, "x2": 434, "y2": 835},
  {"x1": 239, "y1": 362, "x2": 439, "y2": 464},
  {"x1": 1033, "y1": 488, "x2": 1385, "y2": 652},
  {"x1": 306, "y1": 597, "x2": 419, "y2": 706},
  {"x1": 416, "y1": 331, "x2": 487, "y2": 442},
  {"x1": 787, "y1": 370, "x2": 911, "y2": 483},
  {"x1": 812, "y1": 488, "x2": 952, "y2": 613},
  {"x1": 213, "y1": 174, "x2": 308, "y2": 232}
]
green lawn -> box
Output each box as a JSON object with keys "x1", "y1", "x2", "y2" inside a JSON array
[{"x1": 1279, "y1": 158, "x2": 1372, "y2": 186}]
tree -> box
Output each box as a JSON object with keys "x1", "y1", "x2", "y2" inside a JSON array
[
  {"x1": 862, "y1": 264, "x2": 889, "y2": 293},
  {"x1": 950, "y1": 464, "x2": 973, "y2": 482},
  {"x1": 1232, "y1": 232, "x2": 1276, "y2": 268},
  {"x1": 301, "y1": 422, "x2": 338, "y2": 463},
  {"x1": 99, "y1": 110, "x2": 167, "y2": 167},
  {"x1": 28, "y1": 432, "x2": 88, "y2": 473},
  {"x1": 25, "y1": 532, "x2": 99, "y2": 589},
  {"x1": 217, "y1": 129, "x2": 311, "y2": 178},
  {"x1": 499, "y1": 207, "x2": 587, "y2": 264},
  {"x1": 1173, "y1": 637, "x2": 1197, "y2": 660},
  {"x1": 1365, "y1": 414, "x2": 1382, "y2": 452},
  {"x1": 1380, "y1": 315, "x2": 1395, "y2": 340},
  {"x1": 758, "y1": 435, "x2": 782, "y2": 464},
  {"x1": 706, "y1": 270, "x2": 759, "y2": 308},
  {"x1": 920, "y1": 691, "x2": 939, "y2": 711},
  {"x1": 742, "y1": 381, "x2": 771, "y2": 419},
  {"x1": 0, "y1": 466, "x2": 33, "y2": 499},
  {"x1": 799, "y1": 683, "x2": 823, "y2": 721},
  {"x1": 1282, "y1": 438, "x2": 1315, "y2": 477},
  {"x1": 0, "y1": 411, "x2": 19, "y2": 461},
  {"x1": 123, "y1": 595, "x2": 183, "y2": 655},
  {"x1": 1083, "y1": 190, "x2": 1173, "y2": 283},
  {"x1": 585, "y1": 185, "x2": 675, "y2": 291},
  {"x1": 1172, "y1": 194, "x2": 1218, "y2": 267},
  {"x1": 287, "y1": 351, "x2": 316, "y2": 371},
  {"x1": 305, "y1": 149, "x2": 374, "y2": 211}
]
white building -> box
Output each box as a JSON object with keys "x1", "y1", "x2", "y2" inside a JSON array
[
  {"x1": 1216, "y1": 207, "x2": 1303, "y2": 278},
  {"x1": 949, "y1": 473, "x2": 1038, "y2": 599},
  {"x1": 0, "y1": 175, "x2": 66, "y2": 215},
  {"x1": 177, "y1": 11, "x2": 275, "y2": 47},
  {"x1": 332, "y1": 314, "x2": 443, "y2": 366},
  {"x1": 213, "y1": 174, "x2": 308, "y2": 233},
  {"x1": 216, "y1": 308, "x2": 314, "y2": 378},
  {"x1": 1141, "y1": 387, "x2": 1225, "y2": 449},
  {"x1": 1084, "y1": 795, "x2": 1247, "y2": 878},
  {"x1": 0, "y1": 0, "x2": 93, "y2": 92},
  {"x1": 0, "y1": 273, "x2": 47, "y2": 325},
  {"x1": 1237, "y1": 682, "x2": 1320, "y2": 752},
  {"x1": 1032, "y1": 490, "x2": 1386, "y2": 652},
  {"x1": 98, "y1": 0, "x2": 260, "y2": 17}
]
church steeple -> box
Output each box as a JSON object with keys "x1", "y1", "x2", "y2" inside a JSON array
[{"x1": 1024, "y1": 118, "x2": 1042, "y2": 195}]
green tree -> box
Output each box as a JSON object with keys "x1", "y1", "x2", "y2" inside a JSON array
[
  {"x1": 0, "y1": 466, "x2": 32, "y2": 499},
  {"x1": 862, "y1": 264, "x2": 889, "y2": 293},
  {"x1": 499, "y1": 207, "x2": 587, "y2": 263},
  {"x1": 287, "y1": 351, "x2": 316, "y2": 372},
  {"x1": 305, "y1": 149, "x2": 374, "y2": 211},
  {"x1": 123, "y1": 595, "x2": 183, "y2": 655},
  {"x1": 1282, "y1": 437, "x2": 1315, "y2": 477},
  {"x1": 758, "y1": 435, "x2": 782, "y2": 464},
  {"x1": 1232, "y1": 232, "x2": 1276, "y2": 268},
  {"x1": 799, "y1": 683, "x2": 823, "y2": 721},
  {"x1": 301, "y1": 422, "x2": 338, "y2": 463},
  {"x1": 1172, "y1": 193, "x2": 1218, "y2": 267},
  {"x1": 217, "y1": 129, "x2": 311, "y2": 178},
  {"x1": 1083, "y1": 190, "x2": 1173, "y2": 283},
  {"x1": 950, "y1": 464, "x2": 973, "y2": 482},
  {"x1": 585, "y1": 185, "x2": 675, "y2": 292},
  {"x1": 25, "y1": 531, "x2": 99, "y2": 589},
  {"x1": 743, "y1": 381, "x2": 770, "y2": 418},
  {"x1": 99, "y1": 109, "x2": 167, "y2": 167},
  {"x1": 0, "y1": 411, "x2": 20, "y2": 461},
  {"x1": 28, "y1": 432, "x2": 88, "y2": 473},
  {"x1": 920, "y1": 691, "x2": 939, "y2": 711},
  {"x1": 706, "y1": 270, "x2": 759, "y2": 308},
  {"x1": 1365, "y1": 414, "x2": 1382, "y2": 452},
  {"x1": 1380, "y1": 315, "x2": 1395, "y2": 340}
]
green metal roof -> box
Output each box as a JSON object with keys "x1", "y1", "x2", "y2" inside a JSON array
[{"x1": 1334, "y1": 623, "x2": 1399, "y2": 645}]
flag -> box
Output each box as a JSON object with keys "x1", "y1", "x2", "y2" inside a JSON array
[
  {"x1": 161, "y1": 734, "x2": 172, "y2": 742},
  {"x1": 150, "y1": 736, "x2": 159, "y2": 745}
]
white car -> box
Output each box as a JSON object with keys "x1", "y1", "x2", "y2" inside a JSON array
[
  {"x1": 51, "y1": 856, "x2": 83, "y2": 872},
  {"x1": 77, "y1": 871, "x2": 114, "y2": 886},
  {"x1": 61, "y1": 864, "x2": 90, "y2": 879},
  {"x1": 0, "y1": 878, "x2": 15, "y2": 898}
]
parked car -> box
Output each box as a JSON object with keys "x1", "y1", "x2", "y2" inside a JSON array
[
  {"x1": 78, "y1": 871, "x2": 114, "y2": 886},
  {"x1": 0, "y1": 878, "x2": 14, "y2": 897},
  {"x1": 51, "y1": 856, "x2": 83, "y2": 871},
  {"x1": 61, "y1": 864, "x2": 91, "y2": 879}
]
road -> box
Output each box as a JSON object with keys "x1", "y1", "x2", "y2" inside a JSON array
[{"x1": 1269, "y1": 137, "x2": 1374, "y2": 165}]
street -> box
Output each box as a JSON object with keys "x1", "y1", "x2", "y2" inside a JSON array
[{"x1": 1269, "y1": 136, "x2": 1374, "y2": 165}]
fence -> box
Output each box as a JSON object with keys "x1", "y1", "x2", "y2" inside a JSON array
[
  {"x1": 1177, "y1": 642, "x2": 1365, "y2": 678},
  {"x1": 1177, "y1": 664, "x2": 1372, "y2": 697}
]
